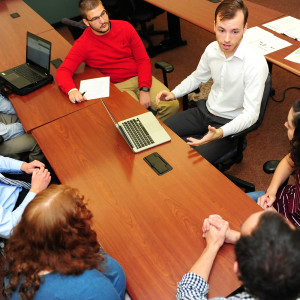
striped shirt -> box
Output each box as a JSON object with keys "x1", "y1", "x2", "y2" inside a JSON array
[{"x1": 274, "y1": 170, "x2": 300, "y2": 227}]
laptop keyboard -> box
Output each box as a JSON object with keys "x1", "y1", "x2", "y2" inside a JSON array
[
  {"x1": 14, "y1": 65, "x2": 44, "y2": 82},
  {"x1": 122, "y1": 118, "x2": 155, "y2": 149}
]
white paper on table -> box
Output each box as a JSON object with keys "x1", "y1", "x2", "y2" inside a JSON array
[
  {"x1": 285, "y1": 27, "x2": 300, "y2": 42},
  {"x1": 244, "y1": 27, "x2": 292, "y2": 55},
  {"x1": 263, "y1": 16, "x2": 300, "y2": 40},
  {"x1": 244, "y1": 26, "x2": 274, "y2": 43},
  {"x1": 285, "y1": 48, "x2": 300, "y2": 64},
  {"x1": 79, "y1": 76, "x2": 110, "y2": 100}
]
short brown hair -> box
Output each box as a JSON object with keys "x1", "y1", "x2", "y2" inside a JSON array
[
  {"x1": 215, "y1": 0, "x2": 248, "y2": 27},
  {"x1": 78, "y1": 0, "x2": 103, "y2": 19}
]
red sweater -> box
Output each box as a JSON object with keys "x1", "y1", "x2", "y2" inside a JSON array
[{"x1": 56, "y1": 20, "x2": 152, "y2": 94}]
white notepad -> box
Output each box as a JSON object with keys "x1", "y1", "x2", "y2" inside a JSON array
[{"x1": 79, "y1": 76, "x2": 110, "y2": 100}]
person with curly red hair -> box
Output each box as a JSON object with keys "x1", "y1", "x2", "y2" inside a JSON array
[{"x1": 4, "y1": 184, "x2": 126, "y2": 300}]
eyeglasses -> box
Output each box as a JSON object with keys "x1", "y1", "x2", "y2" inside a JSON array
[{"x1": 86, "y1": 10, "x2": 108, "y2": 22}]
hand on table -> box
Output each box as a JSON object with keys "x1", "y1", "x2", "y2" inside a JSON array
[
  {"x1": 202, "y1": 215, "x2": 240, "y2": 244},
  {"x1": 69, "y1": 89, "x2": 87, "y2": 104}
]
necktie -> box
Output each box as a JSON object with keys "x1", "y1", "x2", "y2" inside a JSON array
[{"x1": 0, "y1": 174, "x2": 31, "y2": 190}]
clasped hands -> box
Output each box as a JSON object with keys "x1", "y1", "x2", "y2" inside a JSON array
[
  {"x1": 21, "y1": 160, "x2": 51, "y2": 194},
  {"x1": 202, "y1": 215, "x2": 240, "y2": 248},
  {"x1": 257, "y1": 192, "x2": 277, "y2": 211}
]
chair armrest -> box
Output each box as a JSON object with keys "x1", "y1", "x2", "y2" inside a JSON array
[
  {"x1": 61, "y1": 18, "x2": 87, "y2": 30},
  {"x1": 154, "y1": 61, "x2": 174, "y2": 73},
  {"x1": 263, "y1": 160, "x2": 280, "y2": 174},
  {"x1": 154, "y1": 61, "x2": 174, "y2": 88}
]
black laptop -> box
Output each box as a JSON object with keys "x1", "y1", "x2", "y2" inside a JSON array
[{"x1": 0, "y1": 32, "x2": 53, "y2": 95}]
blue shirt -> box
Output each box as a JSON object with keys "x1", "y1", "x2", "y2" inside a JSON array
[
  {"x1": 0, "y1": 155, "x2": 35, "y2": 238},
  {"x1": 0, "y1": 94, "x2": 25, "y2": 141},
  {"x1": 10, "y1": 254, "x2": 126, "y2": 300}
]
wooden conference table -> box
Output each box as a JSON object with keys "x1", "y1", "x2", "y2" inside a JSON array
[
  {"x1": 32, "y1": 92, "x2": 261, "y2": 299},
  {"x1": 0, "y1": 9, "x2": 120, "y2": 132},
  {"x1": 145, "y1": 0, "x2": 284, "y2": 33},
  {"x1": 8, "y1": 28, "x2": 120, "y2": 133},
  {"x1": 262, "y1": 26, "x2": 300, "y2": 77},
  {"x1": 2, "y1": 0, "x2": 261, "y2": 298}
]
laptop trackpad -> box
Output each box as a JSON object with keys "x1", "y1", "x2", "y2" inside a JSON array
[{"x1": 5, "y1": 73, "x2": 31, "y2": 88}]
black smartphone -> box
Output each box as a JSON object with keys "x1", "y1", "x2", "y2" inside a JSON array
[
  {"x1": 143, "y1": 152, "x2": 172, "y2": 176},
  {"x1": 51, "y1": 58, "x2": 63, "y2": 69}
]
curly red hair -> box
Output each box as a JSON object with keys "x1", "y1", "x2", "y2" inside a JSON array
[{"x1": 4, "y1": 184, "x2": 104, "y2": 300}]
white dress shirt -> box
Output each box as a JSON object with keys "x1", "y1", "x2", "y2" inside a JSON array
[{"x1": 172, "y1": 39, "x2": 269, "y2": 137}]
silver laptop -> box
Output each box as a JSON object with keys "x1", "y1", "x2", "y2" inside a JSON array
[{"x1": 101, "y1": 100, "x2": 171, "y2": 153}]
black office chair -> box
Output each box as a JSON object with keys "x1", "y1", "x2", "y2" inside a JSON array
[
  {"x1": 60, "y1": 18, "x2": 174, "y2": 88},
  {"x1": 61, "y1": 18, "x2": 87, "y2": 41},
  {"x1": 215, "y1": 73, "x2": 272, "y2": 192},
  {"x1": 263, "y1": 160, "x2": 290, "y2": 186},
  {"x1": 119, "y1": 0, "x2": 169, "y2": 57},
  {"x1": 101, "y1": 0, "x2": 121, "y2": 19},
  {"x1": 183, "y1": 73, "x2": 272, "y2": 192}
]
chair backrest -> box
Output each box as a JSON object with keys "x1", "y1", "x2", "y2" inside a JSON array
[
  {"x1": 61, "y1": 18, "x2": 87, "y2": 41},
  {"x1": 102, "y1": 0, "x2": 119, "y2": 9},
  {"x1": 215, "y1": 73, "x2": 272, "y2": 169},
  {"x1": 253, "y1": 72, "x2": 272, "y2": 129},
  {"x1": 229, "y1": 72, "x2": 272, "y2": 139}
]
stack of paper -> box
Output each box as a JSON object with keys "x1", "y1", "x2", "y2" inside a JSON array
[
  {"x1": 244, "y1": 26, "x2": 292, "y2": 55},
  {"x1": 285, "y1": 48, "x2": 300, "y2": 64},
  {"x1": 263, "y1": 16, "x2": 300, "y2": 41}
]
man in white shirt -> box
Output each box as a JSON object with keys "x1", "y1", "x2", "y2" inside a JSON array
[{"x1": 156, "y1": 0, "x2": 268, "y2": 164}]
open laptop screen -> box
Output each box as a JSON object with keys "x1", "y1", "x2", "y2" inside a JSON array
[{"x1": 26, "y1": 32, "x2": 51, "y2": 72}]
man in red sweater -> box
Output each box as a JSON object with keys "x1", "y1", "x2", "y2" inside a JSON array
[{"x1": 56, "y1": 0, "x2": 179, "y2": 121}]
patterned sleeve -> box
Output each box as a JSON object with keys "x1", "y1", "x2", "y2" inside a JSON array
[
  {"x1": 176, "y1": 273, "x2": 212, "y2": 300},
  {"x1": 176, "y1": 272, "x2": 254, "y2": 300}
]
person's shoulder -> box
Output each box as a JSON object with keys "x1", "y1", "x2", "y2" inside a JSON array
[
  {"x1": 35, "y1": 270, "x2": 113, "y2": 298},
  {"x1": 201, "y1": 41, "x2": 219, "y2": 60},
  {"x1": 239, "y1": 40, "x2": 268, "y2": 72},
  {"x1": 72, "y1": 27, "x2": 91, "y2": 46},
  {"x1": 202, "y1": 41, "x2": 218, "y2": 56},
  {"x1": 42, "y1": 269, "x2": 106, "y2": 289},
  {"x1": 206, "y1": 41, "x2": 218, "y2": 51},
  {"x1": 241, "y1": 39, "x2": 266, "y2": 61}
]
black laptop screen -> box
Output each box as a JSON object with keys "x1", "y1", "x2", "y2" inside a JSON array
[{"x1": 26, "y1": 32, "x2": 51, "y2": 72}]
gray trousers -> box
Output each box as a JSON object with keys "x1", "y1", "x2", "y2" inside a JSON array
[
  {"x1": 0, "y1": 113, "x2": 43, "y2": 162},
  {"x1": 164, "y1": 100, "x2": 238, "y2": 164}
]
